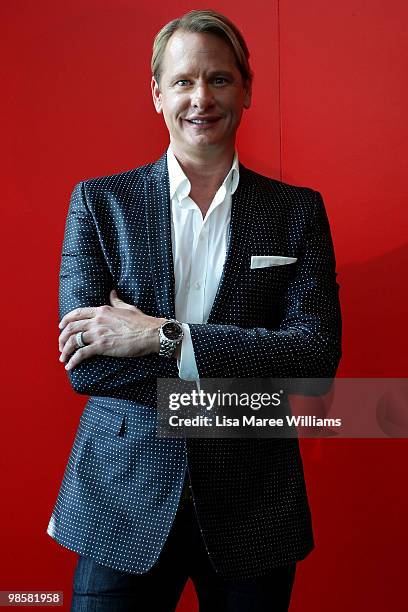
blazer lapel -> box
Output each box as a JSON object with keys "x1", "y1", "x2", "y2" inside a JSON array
[
  {"x1": 144, "y1": 153, "x2": 176, "y2": 320},
  {"x1": 144, "y1": 157, "x2": 260, "y2": 324},
  {"x1": 207, "y1": 164, "x2": 255, "y2": 323}
]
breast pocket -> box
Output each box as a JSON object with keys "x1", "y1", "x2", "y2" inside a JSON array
[{"x1": 248, "y1": 261, "x2": 297, "y2": 291}]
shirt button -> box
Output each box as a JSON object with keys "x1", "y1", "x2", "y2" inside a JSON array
[{"x1": 194, "y1": 281, "x2": 201, "y2": 289}]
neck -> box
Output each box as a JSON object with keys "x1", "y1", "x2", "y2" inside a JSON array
[{"x1": 170, "y1": 143, "x2": 235, "y2": 195}]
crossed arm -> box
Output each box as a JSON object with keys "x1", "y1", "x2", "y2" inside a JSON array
[
  {"x1": 58, "y1": 290, "x2": 168, "y2": 370},
  {"x1": 57, "y1": 182, "x2": 179, "y2": 396},
  {"x1": 58, "y1": 182, "x2": 341, "y2": 396}
]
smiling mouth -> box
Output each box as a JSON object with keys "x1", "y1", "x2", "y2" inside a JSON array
[{"x1": 185, "y1": 117, "x2": 221, "y2": 126}]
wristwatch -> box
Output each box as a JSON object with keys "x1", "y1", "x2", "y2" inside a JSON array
[{"x1": 158, "y1": 319, "x2": 184, "y2": 358}]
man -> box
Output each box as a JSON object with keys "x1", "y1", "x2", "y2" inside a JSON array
[{"x1": 47, "y1": 9, "x2": 341, "y2": 612}]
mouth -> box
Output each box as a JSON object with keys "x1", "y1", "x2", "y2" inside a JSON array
[{"x1": 184, "y1": 116, "x2": 221, "y2": 128}]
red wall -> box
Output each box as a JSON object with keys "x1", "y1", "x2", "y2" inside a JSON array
[{"x1": 1, "y1": 1, "x2": 407, "y2": 610}]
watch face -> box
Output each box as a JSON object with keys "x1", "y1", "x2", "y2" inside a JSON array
[{"x1": 163, "y1": 322, "x2": 182, "y2": 341}]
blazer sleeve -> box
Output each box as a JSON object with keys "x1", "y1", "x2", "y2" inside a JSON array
[
  {"x1": 59, "y1": 181, "x2": 177, "y2": 396},
  {"x1": 189, "y1": 191, "x2": 342, "y2": 378}
]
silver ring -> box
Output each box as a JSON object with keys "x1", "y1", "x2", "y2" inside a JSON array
[{"x1": 75, "y1": 331, "x2": 86, "y2": 348}]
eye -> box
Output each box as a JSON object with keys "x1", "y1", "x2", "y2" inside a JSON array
[
  {"x1": 213, "y1": 76, "x2": 228, "y2": 86},
  {"x1": 175, "y1": 79, "x2": 190, "y2": 87}
]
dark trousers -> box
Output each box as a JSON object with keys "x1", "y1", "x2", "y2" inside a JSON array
[{"x1": 71, "y1": 497, "x2": 296, "y2": 612}]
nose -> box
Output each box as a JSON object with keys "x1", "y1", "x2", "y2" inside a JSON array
[{"x1": 191, "y1": 82, "x2": 214, "y2": 110}]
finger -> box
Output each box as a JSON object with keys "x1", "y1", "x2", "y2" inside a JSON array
[
  {"x1": 64, "y1": 344, "x2": 97, "y2": 371},
  {"x1": 59, "y1": 320, "x2": 91, "y2": 352},
  {"x1": 59, "y1": 330, "x2": 91, "y2": 363},
  {"x1": 109, "y1": 289, "x2": 138, "y2": 311},
  {"x1": 59, "y1": 307, "x2": 97, "y2": 330}
]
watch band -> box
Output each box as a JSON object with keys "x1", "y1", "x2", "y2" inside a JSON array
[{"x1": 159, "y1": 319, "x2": 184, "y2": 358}]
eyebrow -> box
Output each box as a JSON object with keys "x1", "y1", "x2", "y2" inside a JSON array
[{"x1": 170, "y1": 70, "x2": 235, "y2": 81}]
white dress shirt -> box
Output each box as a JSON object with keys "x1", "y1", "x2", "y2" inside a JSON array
[{"x1": 166, "y1": 146, "x2": 240, "y2": 381}]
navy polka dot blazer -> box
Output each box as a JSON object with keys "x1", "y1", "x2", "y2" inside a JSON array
[{"x1": 47, "y1": 152, "x2": 342, "y2": 579}]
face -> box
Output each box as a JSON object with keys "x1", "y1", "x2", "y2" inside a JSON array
[{"x1": 151, "y1": 31, "x2": 251, "y2": 158}]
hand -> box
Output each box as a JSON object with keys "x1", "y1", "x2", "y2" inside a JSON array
[{"x1": 58, "y1": 289, "x2": 166, "y2": 370}]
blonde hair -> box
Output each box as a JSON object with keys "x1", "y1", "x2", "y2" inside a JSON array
[{"x1": 151, "y1": 9, "x2": 253, "y2": 85}]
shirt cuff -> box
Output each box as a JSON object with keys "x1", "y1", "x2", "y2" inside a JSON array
[{"x1": 177, "y1": 323, "x2": 200, "y2": 381}]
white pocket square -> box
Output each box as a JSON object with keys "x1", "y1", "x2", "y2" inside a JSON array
[{"x1": 251, "y1": 256, "x2": 297, "y2": 269}]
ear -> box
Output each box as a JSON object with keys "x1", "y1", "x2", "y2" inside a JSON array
[
  {"x1": 151, "y1": 77, "x2": 163, "y2": 114},
  {"x1": 243, "y1": 80, "x2": 252, "y2": 110}
]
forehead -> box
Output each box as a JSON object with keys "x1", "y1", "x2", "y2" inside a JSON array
[{"x1": 160, "y1": 30, "x2": 239, "y2": 76}]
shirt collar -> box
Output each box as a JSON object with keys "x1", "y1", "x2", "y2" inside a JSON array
[{"x1": 167, "y1": 146, "x2": 240, "y2": 206}]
